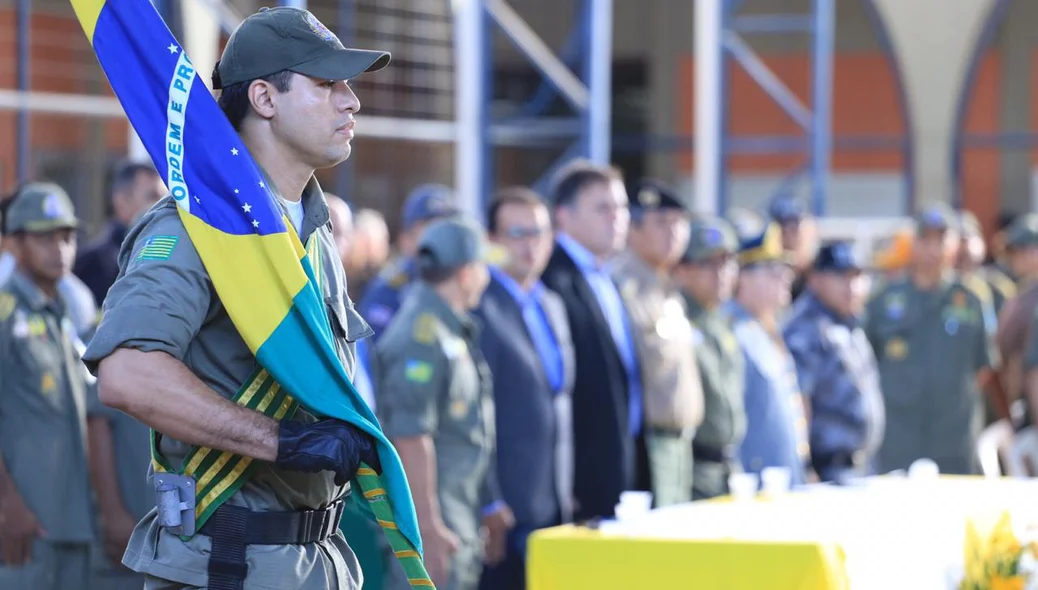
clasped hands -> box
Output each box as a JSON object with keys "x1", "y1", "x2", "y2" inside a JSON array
[{"x1": 275, "y1": 418, "x2": 382, "y2": 484}]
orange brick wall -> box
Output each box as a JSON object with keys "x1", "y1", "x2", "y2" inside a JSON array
[
  {"x1": 0, "y1": 9, "x2": 129, "y2": 191},
  {"x1": 676, "y1": 53, "x2": 906, "y2": 174}
]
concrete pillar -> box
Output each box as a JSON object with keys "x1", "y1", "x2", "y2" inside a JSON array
[
  {"x1": 999, "y1": 1, "x2": 1034, "y2": 214},
  {"x1": 871, "y1": 0, "x2": 996, "y2": 207},
  {"x1": 181, "y1": 0, "x2": 221, "y2": 93}
]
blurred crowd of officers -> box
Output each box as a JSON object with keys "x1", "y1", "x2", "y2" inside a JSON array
[{"x1": 3, "y1": 156, "x2": 1038, "y2": 590}]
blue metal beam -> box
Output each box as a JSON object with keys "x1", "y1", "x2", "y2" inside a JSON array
[
  {"x1": 810, "y1": 0, "x2": 834, "y2": 216},
  {"x1": 470, "y1": 0, "x2": 610, "y2": 201},
  {"x1": 730, "y1": 14, "x2": 814, "y2": 34},
  {"x1": 715, "y1": 0, "x2": 834, "y2": 216}
]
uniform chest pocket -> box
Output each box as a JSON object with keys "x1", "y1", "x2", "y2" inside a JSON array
[
  {"x1": 442, "y1": 349, "x2": 483, "y2": 437},
  {"x1": 324, "y1": 297, "x2": 375, "y2": 343},
  {"x1": 15, "y1": 336, "x2": 66, "y2": 410}
]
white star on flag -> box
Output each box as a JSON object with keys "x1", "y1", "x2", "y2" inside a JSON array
[
  {"x1": 194, "y1": 195, "x2": 200, "y2": 203},
  {"x1": 242, "y1": 203, "x2": 252, "y2": 213},
  {"x1": 258, "y1": 181, "x2": 265, "y2": 188},
  {"x1": 252, "y1": 219, "x2": 260, "y2": 228},
  {"x1": 234, "y1": 189, "x2": 239, "y2": 194},
  {"x1": 167, "y1": 44, "x2": 178, "y2": 54},
  {"x1": 231, "y1": 148, "x2": 238, "y2": 156}
]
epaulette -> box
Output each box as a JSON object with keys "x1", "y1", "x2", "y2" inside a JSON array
[
  {"x1": 0, "y1": 292, "x2": 14, "y2": 322},
  {"x1": 411, "y1": 312, "x2": 439, "y2": 345},
  {"x1": 985, "y1": 268, "x2": 1018, "y2": 299},
  {"x1": 959, "y1": 274, "x2": 992, "y2": 303},
  {"x1": 378, "y1": 259, "x2": 410, "y2": 289}
]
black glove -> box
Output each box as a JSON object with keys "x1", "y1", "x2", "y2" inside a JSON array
[{"x1": 275, "y1": 419, "x2": 383, "y2": 485}]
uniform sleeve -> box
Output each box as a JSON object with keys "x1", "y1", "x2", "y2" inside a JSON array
[
  {"x1": 1024, "y1": 311, "x2": 1038, "y2": 370},
  {"x1": 81, "y1": 205, "x2": 211, "y2": 375},
  {"x1": 975, "y1": 292, "x2": 998, "y2": 371},
  {"x1": 374, "y1": 335, "x2": 447, "y2": 439},
  {"x1": 784, "y1": 324, "x2": 820, "y2": 399},
  {"x1": 357, "y1": 280, "x2": 398, "y2": 340}
]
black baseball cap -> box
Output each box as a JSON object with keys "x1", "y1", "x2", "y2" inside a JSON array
[
  {"x1": 629, "y1": 179, "x2": 689, "y2": 215},
  {"x1": 812, "y1": 240, "x2": 867, "y2": 273},
  {"x1": 213, "y1": 7, "x2": 391, "y2": 90}
]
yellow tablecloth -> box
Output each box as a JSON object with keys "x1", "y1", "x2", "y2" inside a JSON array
[
  {"x1": 527, "y1": 524, "x2": 849, "y2": 590},
  {"x1": 526, "y1": 477, "x2": 1038, "y2": 590}
]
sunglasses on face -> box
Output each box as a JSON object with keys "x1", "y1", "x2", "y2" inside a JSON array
[{"x1": 503, "y1": 226, "x2": 548, "y2": 240}]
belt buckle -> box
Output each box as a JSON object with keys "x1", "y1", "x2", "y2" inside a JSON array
[{"x1": 300, "y1": 511, "x2": 314, "y2": 544}]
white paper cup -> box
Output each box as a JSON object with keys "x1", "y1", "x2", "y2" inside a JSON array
[
  {"x1": 727, "y1": 472, "x2": 759, "y2": 501},
  {"x1": 618, "y1": 491, "x2": 653, "y2": 514},
  {"x1": 761, "y1": 466, "x2": 792, "y2": 495}
]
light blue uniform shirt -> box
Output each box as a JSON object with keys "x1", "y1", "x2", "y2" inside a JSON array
[{"x1": 489, "y1": 267, "x2": 564, "y2": 393}]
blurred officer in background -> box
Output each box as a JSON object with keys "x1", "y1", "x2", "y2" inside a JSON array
[
  {"x1": 783, "y1": 241, "x2": 884, "y2": 483},
  {"x1": 1, "y1": 189, "x2": 97, "y2": 340},
  {"x1": 956, "y1": 210, "x2": 1015, "y2": 315},
  {"x1": 357, "y1": 184, "x2": 458, "y2": 339},
  {"x1": 673, "y1": 216, "x2": 746, "y2": 499},
  {"x1": 730, "y1": 223, "x2": 810, "y2": 485},
  {"x1": 0, "y1": 183, "x2": 95, "y2": 590},
  {"x1": 768, "y1": 195, "x2": 818, "y2": 301},
  {"x1": 476, "y1": 187, "x2": 574, "y2": 590},
  {"x1": 73, "y1": 161, "x2": 165, "y2": 306},
  {"x1": 540, "y1": 160, "x2": 645, "y2": 521},
  {"x1": 346, "y1": 209, "x2": 391, "y2": 301},
  {"x1": 995, "y1": 214, "x2": 1038, "y2": 430},
  {"x1": 612, "y1": 180, "x2": 702, "y2": 506},
  {"x1": 374, "y1": 217, "x2": 510, "y2": 590},
  {"x1": 865, "y1": 204, "x2": 1004, "y2": 475}
]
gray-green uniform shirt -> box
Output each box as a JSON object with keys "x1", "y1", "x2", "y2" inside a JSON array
[
  {"x1": 0, "y1": 270, "x2": 94, "y2": 542},
  {"x1": 685, "y1": 295, "x2": 747, "y2": 499},
  {"x1": 373, "y1": 283, "x2": 498, "y2": 590},
  {"x1": 864, "y1": 275, "x2": 996, "y2": 475},
  {"x1": 0, "y1": 271, "x2": 94, "y2": 590},
  {"x1": 81, "y1": 176, "x2": 374, "y2": 590}
]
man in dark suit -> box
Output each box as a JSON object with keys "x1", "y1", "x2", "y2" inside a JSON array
[
  {"x1": 540, "y1": 160, "x2": 646, "y2": 522},
  {"x1": 475, "y1": 187, "x2": 575, "y2": 590},
  {"x1": 73, "y1": 161, "x2": 165, "y2": 304}
]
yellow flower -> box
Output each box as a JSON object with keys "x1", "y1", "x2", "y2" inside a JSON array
[{"x1": 991, "y1": 575, "x2": 1026, "y2": 590}]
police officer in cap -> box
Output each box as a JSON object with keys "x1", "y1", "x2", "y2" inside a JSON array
[
  {"x1": 729, "y1": 223, "x2": 811, "y2": 485},
  {"x1": 783, "y1": 241, "x2": 885, "y2": 483},
  {"x1": 865, "y1": 203, "x2": 1003, "y2": 474},
  {"x1": 374, "y1": 217, "x2": 511, "y2": 590},
  {"x1": 672, "y1": 216, "x2": 746, "y2": 499},
  {"x1": 0, "y1": 183, "x2": 95, "y2": 590},
  {"x1": 611, "y1": 179, "x2": 703, "y2": 506},
  {"x1": 357, "y1": 184, "x2": 459, "y2": 340}
]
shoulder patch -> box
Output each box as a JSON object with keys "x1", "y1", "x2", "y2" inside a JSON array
[
  {"x1": 404, "y1": 359, "x2": 434, "y2": 383},
  {"x1": 136, "y1": 235, "x2": 179, "y2": 261},
  {"x1": 388, "y1": 270, "x2": 409, "y2": 289},
  {"x1": 0, "y1": 293, "x2": 14, "y2": 321},
  {"x1": 412, "y1": 312, "x2": 438, "y2": 344}
]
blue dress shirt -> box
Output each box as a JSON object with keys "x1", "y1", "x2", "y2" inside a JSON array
[
  {"x1": 489, "y1": 267, "x2": 565, "y2": 394},
  {"x1": 556, "y1": 234, "x2": 643, "y2": 435}
]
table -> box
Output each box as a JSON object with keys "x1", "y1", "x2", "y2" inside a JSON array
[{"x1": 527, "y1": 477, "x2": 1038, "y2": 590}]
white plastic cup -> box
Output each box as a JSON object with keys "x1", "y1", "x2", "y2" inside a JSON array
[
  {"x1": 727, "y1": 472, "x2": 760, "y2": 501},
  {"x1": 908, "y1": 458, "x2": 940, "y2": 480},
  {"x1": 761, "y1": 466, "x2": 792, "y2": 496},
  {"x1": 618, "y1": 491, "x2": 653, "y2": 514}
]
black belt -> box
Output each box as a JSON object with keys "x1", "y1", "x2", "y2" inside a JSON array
[
  {"x1": 198, "y1": 500, "x2": 345, "y2": 590},
  {"x1": 693, "y1": 441, "x2": 734, "y2": 464}
]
